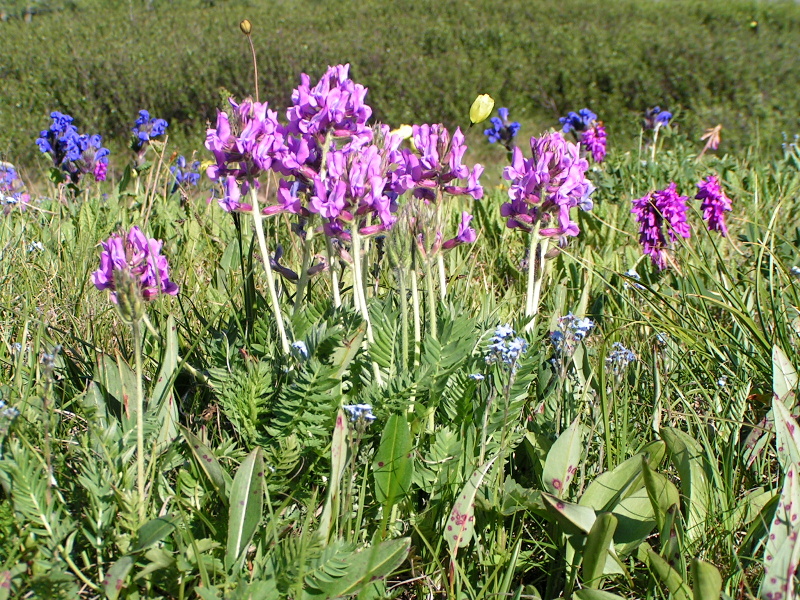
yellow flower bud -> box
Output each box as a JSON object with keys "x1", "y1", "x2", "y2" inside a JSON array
[
  {"x1": 469, "y1": 94, "x2": 494, "y2": 124},
  {"x1": 240, "y1": 19, "x2": 252, "y2": 35},
  {"x1": 391, "y1": 124, "x2": 413, "y2": 140}
]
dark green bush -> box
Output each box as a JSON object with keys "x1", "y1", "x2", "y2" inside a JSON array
[{"x1": 1, "y1": 0, "x2": 799, "y2": 169}]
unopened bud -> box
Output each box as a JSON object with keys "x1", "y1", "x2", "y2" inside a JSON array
[
  {"x1": 240, "y1": 19, "x2": 252, "y2": 35},
  {"x1": 113, "y1": 270, "x2": 145, "y2": 323},
  {"x1": 469, "y1": 94, "x2": 495, "y2": 125}
]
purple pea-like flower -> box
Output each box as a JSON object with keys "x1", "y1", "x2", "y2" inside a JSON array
[
  {"x1": 695, "y1": 175, "x2": 732, "y2": 236},
  {"x1": 631, "y1": 182, "x2": 691, "y2": 270},
  {"x1": 581, "y1": 122, "x2": 606, "y2": 163},
  {"x1": 644, "y1": 106, "x2": 672, "y2": 130},
  {"x1": 501, "y1": 132, "x2": 593, "y2": 245},
  {"x1": 92, "y1": 226, "x2": 178, "y2": 304},
  {"x1": 442, "y1": 212, "x2": 477, "y2": 250}
]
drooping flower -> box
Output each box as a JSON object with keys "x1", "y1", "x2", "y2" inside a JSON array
[
  {"x1": 695, "y1": 175, "x2": 732, "y2": 236},
  {"x1": 643, "y1": 106, "x2": 672, "y2": 130},
  {"x1": 501, "y1": 132, "x2": 594, "y2": 244},
  {"x1": 442, "y1": 212, "x2": 477, "y2": 250},
  {"x1": 470, "y1": 94, "x2": 495, "y2": 124},
  {"x1": 581, "y1": 122, "x2": 607, "y2": 163},
  {"x1": 631, "y1": 183, "x2": 691, "y2": 270},
  {"x1": 36, "y1": 112, "x2": 109, "y2": 185},
  {"x1": 92, "y1": 226, "x2": 179, "y2": 306},
  {"x1": 132, "y1": 110, "x2": 169, "y2": 150},
  {"x1": 484, "y1": 107, "x2": 521, "y2": 151}
]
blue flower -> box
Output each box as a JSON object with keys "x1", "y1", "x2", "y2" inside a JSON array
[
  {"x1": 606, "y1": 342, "x2": 636, "y2": 373},
  {"x1": 469, "y1": 373, "x2": 485, "y2": 381},
  {"x1": 644, "y1": 106, "x2": 672, "y2": 130},
  {"x1": 551, "y1": 313, "x2": 595, "y2": 359},
  {"x1": 485, "y1": 324, "x2": 528, "y2": 368},
  {"x1": 35, "y1": 112, "x2": 109, "y2": 184},
  {"x1": 560, "y1": 108, "x2": 597, "y2": 134},
  {"x1": 343, "y1": 404, "x2": 376, "y2": 423},
  {"x1": 132, "y1": 109, "x2": 169, "y2": 150},
  {"x1": 170, "y1": 155, "x2": 201, "y2": 190},
  {"x1": 291, "y1": 340, "x2": 309, "y2": 358},
  {"x1": 484, "y1": 107, "x2": 521, "y2": 150}
]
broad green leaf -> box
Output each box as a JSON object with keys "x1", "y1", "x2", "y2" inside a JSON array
[
  {"x1": 132, "y1": 517, "x2": 176, "y2": 552},
  {"x1": 612, "y1": 487, "x2": 657, "y2": 556},
  {"x1": 303, "y1": 538, "x2": 410, "y2": 599},
  {"x1": 543, "y1": 418, "x2": 586, "y2": 498},
  {"x1": 645, "y1": 547, "x2": 691, "y2": 600},
  {"x1": 541, "y1": 492, "x2": 597, "y2": 535},
  {"x1": 151, "y1": 315, "x2": 179, "y2": 447},
  {"x1": 102, "y1": 555, "x2": 134, "y2": 600},
  {"x1": 583, "y1": 512, "x2": 617, "y2": 588},
  {"x1": 760, "y1": 464, "x2": 800, "y2": 600},
  {"x1": 445, "y1": 456, "x2": 498, "y2": 555},
  {"x1": 642, "y1": 456, "x2": 680, "y2": 533},
  {"x1": 372, "y1": 414, "x2": 413, "y2": 507},
  {"x1": 773, "y1": 345, "x2": 798, "y2": 402},
  {"x1": 225, "y1": 447, "x2": 264, "y2": 573},
  {"x1": 333, "y1": 326, "x2": 366, "y2": 379},
  {"x1": 691, "y1": 559, "x2": 722, "y2": 600},
  {"x1": 660, "y1": 504, "x2": 686, "y2": 575},
  {"x1": 182, "y1": 427, "x2": 232, "y2": 505},
  {"x1": 773, "y1": 397, "x2": 800, "y2": 472},
  {"x1": 661, "y1": 428, "x2": 710, "y2": 547},
  {"x1": 319, "y1": 409, "x2": 349, "y2": 541}
]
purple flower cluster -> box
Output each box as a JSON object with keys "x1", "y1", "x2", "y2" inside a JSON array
[
  {"x1": 36, "y1": 112, "x2": 110, "y2": 184},
  {"x1": 559, "y1": 109, "x2": 597, "y2": 134},
  {"x1": 695, "y1": 175, "x2": 732, "y2": 236},
  {"x1": 92, "y1": 226, "x2": 178, "y2": 303},
  {"x1": 631, "y1": 183, "x2": 691, "y2": 270},
  {"x1": 644, "y1": 107, "x2": 672, "y2": 130},
  {"x1": 0, "y1": 164, "x2": 30, "y2": 214},
  {"x1": 170, "y1": 156, "x2": 201, "y2": 188},
  {"x1": 500, "y1": 132, "x2": 594, "y2": 244},
  {"x1": 484, "y1": 107, "x2": 521, "y2": 151},
  {"x1": 581, "y1": 122, "x2": 607, "y2": 163},
  {"x1": 204, "y1": 64, "x2": 483, "y2": 243},
  {"x1": 132, "y1": 110, "x2": 168, "y2": 151}
]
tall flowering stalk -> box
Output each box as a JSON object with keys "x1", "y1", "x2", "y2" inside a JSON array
[
  {"x1": 695, "y1": 175, "x2": 732, "y2": 236},
  {"x1": 501, "y1": 132, "x2": 593, "y2": 324},
  {"x1": 643, "y1": 106, "x2": 672, "y2": 162},
  {"x1": 631, "y1": 183, "x2": 691, "y2": 270},
  {"x1": 92, "y1": 226, "x2": 178, "y2": 522},
  {"x1": 36, "y1": 111, "x2": 109, "y2": 186}
]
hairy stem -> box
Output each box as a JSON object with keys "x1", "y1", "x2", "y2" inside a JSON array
[{"x1": 132, "y1": 319, "x2": 146, "y2": 523}]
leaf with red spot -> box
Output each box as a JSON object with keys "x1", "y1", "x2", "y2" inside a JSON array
[
  {"x1": 372, "y1": 414, "x2": 413, "y2": 509},
  {"x1": 445, "y1": 455, "x2": 497, "y2": 556},
  {"x1": 543, "y1": 417, "x2": 586, "y2": 498},
  {"x1": 182, "y1": 426, "x2": 231, "y2": 505},
  {"x1": 774, "y1": 397, "x2": 800, "y2": 473},
  {"x1": 319, "y1": 408, "x2": 349, "y2": 541},
  {"x1": 102, "y1": 555, "x2": 133, "y2": 600},
  {"x1": 760, "y1": 464, "x2": 800, "y2": 598},
  {"x1": 225, "y1": 447, "x2": 264, "y2": 573}
]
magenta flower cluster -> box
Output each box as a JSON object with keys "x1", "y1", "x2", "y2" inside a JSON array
[
  {"x1": 631, "y1": 183, "x2": 691, "y2": 270},
  {"x1": 581, "y1": 123, "x2": 607, "y2": 163},
  {"x1": 500, "y1": 132, "x2": 594, "y2": 245},
  {"x1": 92, "y1": 226, "x2": 179, "y2": 303},
  {"x1": 204, "y1": 64, "x2": 483, "y2": 242},
  {"x1": 695, "y1": 175, "x2": 732, "y2": 237}
]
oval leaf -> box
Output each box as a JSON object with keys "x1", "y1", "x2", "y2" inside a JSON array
[
  {"x1": 225, "y1": 447, "x2": 264, "y2": 573},
  {"x1": 373, "y1": 414, "x2": 413, "y2": 507},
  {"x1": 445, "y1": 456, "x2": 498, "y2": 555}
]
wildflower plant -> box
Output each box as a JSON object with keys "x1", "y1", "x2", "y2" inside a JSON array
[
  {"x1": 501, "y1": 131, "x2": 593, "y2": 323},
  {"x1": 35, "y1": 111, "x2": 109, "y2": 186},
  {"x1": 695, "y1": 174, "x2": 733, "y2": 236},
  {"x1": 643, "y1": 106, "x2": 673, "y2": 161},
  {"x1": 131, "y1": 109, "x2": 168, "y2": 153},
  {"x1": 0, "y1": 162, "x2": 30, "y2": 214},
  {"x1": 560, "y1": 108, "x2": 606, "y2": 163},
  {"x1": 631, "y1": 182, "x2": 691, "y2": 270}
]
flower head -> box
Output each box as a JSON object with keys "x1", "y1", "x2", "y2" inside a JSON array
[
  {"x1": 484, "y1": 107, "x2": 521, "y2": 150},
  {"x1": 36, "y1": 112, "x2": 109, "y2": 185},
  {"x1": 485, "y1": 324, "x2": 528, "y2": 369},
  {"x1": 501, "y1": 132, "x2": 593, "y2": 245},
  {"x1": 581, "y1": 122, "x2": 606, "y2": 163},
  {"x1": 132, "y1": 110, "x2": 169, "y2": 150},
  {"x1": 643, "y1": 106, "x2": 672, "y2": 130},
  {"x1": 606, "y1": 342, "x2": 636, "y2": 374},
  {"x1": 170, "y1": 155, "x2": 201, "y2": 189},
  {"x1": 343, "y1": 403, "x2": 376, "y2": 423},
  {"x1": 631, "y1": 183, "x2": 691, "y2": 270},
  {"x1": 560, "y1": 109, "x2": 597, "y2": 134},
  {"x1": 92, "y1": 226, "x2": 179, "y2": 309},
  {"x1": 0, "y1": 163, "x2": 30, "y2": 214},
  {"x1": 551, "y1": 313, "x2": 594, "y2": 358},
  {"x1": 442, "y1": 211, "x2": 477, "y2": 250},
  {"x1": 695, "y1": 175, "x2": 732, "y2": 236}
]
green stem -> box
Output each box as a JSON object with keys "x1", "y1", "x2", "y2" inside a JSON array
[
  {"x1": 424, "y1": 258, "x2": 437, "y2": 340},
  {"x1": 410, "y1": 250, "x2": 422, "y2": 369},
  {"x1": 132, "y1": 319, "x2": 146, "y2": 523},
  {"x1": 326, "y1": 237, "x2": 341, "y2": 308},
  {"x1": 249, "y1": 185, "x2": 289, "y2": 354},
  {"x1": 293, "y1": 217, "x2": 315, "y2": 314},
  {"x1": 352, "y1": 230, "x2": 383, "y2": 386},
  {"x1": 397, "y1": 268, "x2": 409, "y2": 373},
  {"x1": 437, "y1": 253, "x2": 447, "y2": 302}
]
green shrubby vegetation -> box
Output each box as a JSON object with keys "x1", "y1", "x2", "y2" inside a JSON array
[{"x1": 2, "y1": 0, "x2": 800, "y2": 170}]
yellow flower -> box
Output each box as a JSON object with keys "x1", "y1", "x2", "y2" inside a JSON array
[
  {"x1": 239, "y1": 19, "x2": 252, "y2": 35},
  {"x1": 469, "y1": 94, "x2": 494, "y2": 124},
  {"x1": 391, "y1": 124, "x2": 413, "y2": 140}
]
